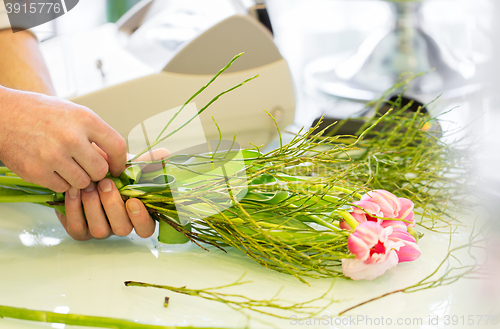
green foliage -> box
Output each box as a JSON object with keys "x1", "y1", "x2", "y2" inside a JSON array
[{"x1": 0, "y1": 55, "x2": 470, "y2": 284}]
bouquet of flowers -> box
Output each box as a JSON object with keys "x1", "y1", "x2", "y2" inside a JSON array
[{"x1": 0, "y1": 54, "x2": 466, "y2": 286}]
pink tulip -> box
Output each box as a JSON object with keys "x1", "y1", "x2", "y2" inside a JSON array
[
  {"x1": 381, "y1": 198, "x2": 415, "y2": 229},
  {"x1": 388, "y1": 228, "x2": 421, "y2": 262},
  {"x1": 342, "y1": 221, "x2": 404, "y2": 280},
  {"x1": 342, "y1": 190, "x2": 416, "y2": 230},
  {"x1": 342, "y1": 251, "x2": 399, "y2": 281},
  {"x1": 361, "y1": 190, "x2": 401, "y2": 218},
  {"x1": 339, "y1": 200, "x2": 382, "y2": 230}
]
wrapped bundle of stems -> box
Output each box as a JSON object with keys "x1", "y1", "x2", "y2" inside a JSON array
[{"x1": 0, "y1": 54, "x2": 467, "y2": 283}]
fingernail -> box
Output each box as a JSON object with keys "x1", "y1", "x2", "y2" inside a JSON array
[
  {"x1": 99, "y1": 179, "x2": 112, "y2": 193},
  {"x1": 68, "y1": 187, "x2": 79, "y2": 199},
  {"x1": 84, "y1": 182, "x2": 95, "y2": 192},
  {"x1": 127, "y1": 200, "x2": 141, "y2": 215}
]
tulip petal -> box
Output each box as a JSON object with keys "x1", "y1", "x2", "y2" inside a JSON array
[
  {"x1": 403, "y1": 211, "x2": 415, "y2": 227},
  {"x1": 398, "y1": 198, "x2": 414, "y2": 217},
  {"x1": 376, "y1": 190, "x2": 402, "y2": 213},
  {"x1": 353, "y1": 200, "x2": 382, "y2": 216},
  {"x1": 388, "y1": 228, "x2": 421, "y2": 262},
  {"x1": 390, "y1": 228, "x2": 416, "y2": 242},
  {"x1": 352, "y1": 212, "x2": 368, "y2": 224},
  {"x1": 398, "y1": 198, "x2": 415, "y2": 226},
  {"x1": 348, "y1": 234, "x2": 370, "y2": 261},
  {"x1": 342, "y1": 250, "x2": 399, "y2": 281},
  {"x1": 339, "y1": 221, "x2": 352, "y2": 230},
  {"x1": 352, "y1": 222, "x2": 382, "y2": 246},
  {"x1": 381, "y1": 219, "x2": 407, "y2": 230},
  {"x1": 380, "y1": 225, "x2": 393, "y2": 242},
  {"x1": 361, "y1": 190, "x2": 401, "y2": 218},
  {"x1": 395, "y1": 240, "x2": 421, "y2": 262}
]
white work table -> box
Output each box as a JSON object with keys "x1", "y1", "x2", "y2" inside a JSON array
[{"x1": 0, "y1": 197, "x2": 493, "y2": 329}]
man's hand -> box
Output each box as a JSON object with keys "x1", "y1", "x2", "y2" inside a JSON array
[
  {"x1": 56, "y1": 149, "x2": 170, "y2": 240},
  {"x1": 0, "y1": 28, "x2": 160, "y2": 241},
  {"x1": 0, "y1": 86, "x2": 127, "y2": 192}
]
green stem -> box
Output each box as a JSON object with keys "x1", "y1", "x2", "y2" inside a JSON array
[
  {"x1": 132, "y1": 75, "x2": 258, "y2": 161},
  {"x1": 0, "y1": 195, "x2": 56, "y2": 203},
  {"x1": 306, "y1": 214, "x2": 342, "y2": 232},
  {"x1": 329, "y1": 186, "x2": 363, "y2": 199},
  {"x1": 0, "y1": 305, "x2": 194, "y2": 329},
  {"x1": 154, "y1": 53, "x2": 244, "y2": 144},
  {"x1": 0, "y1": 176, "x2": 47, "y2": 189},
  {"x1": 0, "y1": 167, "x2": 12, "y2": 174},
  {"x1": 338, "y1": 211, "x2": 359, "y2": 229}
]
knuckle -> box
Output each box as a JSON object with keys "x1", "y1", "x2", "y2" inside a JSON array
[
  {"x1": 51, "y1": 181, "x2": 70, "y2": 193},
  {"x1": 115, "y1": 137, "x2": 127, "y2": 154},
  {"x1": 93, "y1": 162, "x2": 109, "y2": 181},
  {"x1": 113, "y1": 224, "x2": 133, "y2": 237},
  {"x1": 81, "y1": 186, "x2": 98, "y2": 201},
  {"x1": 80, "y1": 109, "x2": 99, "y2": 127},
  {"x1": 67, "y1": 222, "x2": 87, "y2": 241},
  {"x1": 17, "y1": 171, "x2": 33, "y2": 184},
  {"x1": 75, "y1": 175, "x2": 91, "y2": 190},
  {"x1": 103, "y1": 196, "x2": 123, "y2": 209},
  {"x1": 71, "y1": 232, "x2": 91, "y2": 241},
  {"x1": 90, "y1": 226, "x2": 111, "y2": 239},
  {"x1": 65, "y1": 132, "x2": 82, "y2": 148}
]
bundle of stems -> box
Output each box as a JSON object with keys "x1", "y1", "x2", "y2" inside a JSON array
[{"x1": 0, "y1": 54, "x2": 468, "y2": 283}]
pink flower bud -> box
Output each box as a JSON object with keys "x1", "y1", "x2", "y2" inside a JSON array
[
  {"x1": 342, "y1": 251, "x2": 399, "y2": 281},
  {"x1": 347, "y1": 191, "x2": 415, "y2": 230},
  {"x1": 380, "y1": 198, "x2": 415, "y2": 229},
  {"x1": 388, "y1": 228, "x2": 421, "y2": 262},
  {"x1": 361, "y1": 190, "x2": 401, "y2": 218},
  {"x1": 340, "y1": 200, "x2": 382, "y2": 230},
  {"x1": 343, "y1": 222, "x2": 404, "y2": 280}
]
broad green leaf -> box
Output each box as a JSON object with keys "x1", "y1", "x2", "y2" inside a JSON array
[
  {"x1": 243, "y1": 191, "x2": 289, "y2": 204},
  {"x1": 0, "y1": 186, "x2": 40, "y2": 197},
  {"x1": 119, "y1": 164, "x2": 142, "y2": 185},
  {"x1": 119, "y1": 183, "x2": 170, "y2": 197},
  {"x1": 249, "y1": 174, "x2": 276, "y2": 185}
]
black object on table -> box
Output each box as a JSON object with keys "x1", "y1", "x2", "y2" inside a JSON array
[{"x1": 310, "y1": 96, "x2": 433, "y2": 137}]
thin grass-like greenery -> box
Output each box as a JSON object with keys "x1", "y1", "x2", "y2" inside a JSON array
[
  {"x1": 0, "y1": 54, "x2": 470, "y2": 284},
  {"x1": 125, "y1": 274, "x2": 336, "y2": 320}
]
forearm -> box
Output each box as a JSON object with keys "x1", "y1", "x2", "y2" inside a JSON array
[{"x1": 0, "y1": 29, "x2": 55, "y2": 96}]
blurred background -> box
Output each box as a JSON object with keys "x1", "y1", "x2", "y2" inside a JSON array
[
  {"x1": 32, "y1": 0, "x2": 496, "y2": 125},
  {"x1": 12, "y1": 0, "x2": 500, "y2": 322}
]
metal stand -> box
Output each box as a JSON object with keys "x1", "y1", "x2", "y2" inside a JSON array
[{"x1": 305, "y1": 1, "x2": 479, "y2": 101}]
